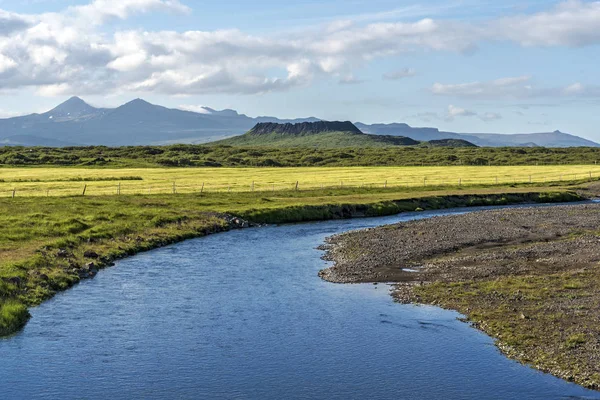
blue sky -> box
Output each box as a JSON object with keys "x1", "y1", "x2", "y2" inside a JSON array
[{"x1": 0, "y1": 0, "x2": 599, "y2": 139}]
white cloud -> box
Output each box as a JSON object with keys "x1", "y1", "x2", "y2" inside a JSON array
[
  {"x1": 67, "y1": 0, "x2": 190, "y2": 26},
  {"x1": 433, "y1": 76, "x2": 600, "y2": 99},
  {"x1": 36, "y1": 83, "x2": 72, "y2": 97},
  {"x1": 107, "y1": 51, "x2": 148, "y2": 72},
  {"x1": 0, "y1": 53, "x2": 16, "y2": 73},
  {"x1": 432, "y1": 76, "x2": 532, "y2": 98},
  {"x1": 0, "y1": 1, "x2": 599, "y2": 97},
  {"x1": 447, "y1": 104, "x2": 476, "y2": 119},
  {"x1": 0, "y1": 10, "x2": 32, "y2": 36},
  {"x1": 178, "y1": 105, "x2": 213, "y2": 114},
  {"x1": 435, "y1": 105, "x2": 504, "y2": 122},
  {"x1": 383, "y1": 68, "x2": 416, "y2": 80},
  {"x1": 411, "y1": 106, "x2": 503, "y2": 123},
  {"x1": 494, "y1": 0, "x2": 600, "y2": 47}
]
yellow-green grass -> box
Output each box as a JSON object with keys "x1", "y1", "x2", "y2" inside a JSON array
[{"x1": 0, "y1": 165, "x2": 599, "y2": 197}]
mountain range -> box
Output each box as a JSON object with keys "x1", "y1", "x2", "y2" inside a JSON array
[{"x1": 0, "y1": 97, "x2": 597, "y2": 148}]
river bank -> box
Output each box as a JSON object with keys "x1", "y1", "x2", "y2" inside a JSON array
[
  {"x1": 0, "y1": 188, "x2": 585, "y2": 337},
  {"x1": 321, "y1": 202, "x2": 600, "y2": 389}
]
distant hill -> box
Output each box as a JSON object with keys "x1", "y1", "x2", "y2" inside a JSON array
[
  {"x1": 356, "y1": 123, "x2": 599, "y2": 148},
  {"x1": 0, "y1": 135, "x2": 80, "y2": 147},
  {"x1": 0, "y1": 97, "x2": 597, "y2": 147},
  {"x1": 424, "y1": 139, "x2": 478, "y2": 147},
  {"x1": 467, "y1": 131, "x2": 599, "y2": 147},
  {"x1": 214, "y1": 121, "x2": 420, "y2": 148}
]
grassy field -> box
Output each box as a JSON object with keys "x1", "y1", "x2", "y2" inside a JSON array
[
  {"x1": 1, "y1": 165, "x2": 599, "y2": 197},
  {"x1": 2, "y1": 145, "x2": 600, "y2": 168}
]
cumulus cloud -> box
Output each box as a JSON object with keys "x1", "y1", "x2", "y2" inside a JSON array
[
  {"x1": 383, "y1": 68, "x2": 416, "y2": 80},
  {"x1": 0, "y1": 0, "x2": 599, "y2": 97},
  {"x1": 0, "y1": 8, "x2": 475, "y2": 96}
]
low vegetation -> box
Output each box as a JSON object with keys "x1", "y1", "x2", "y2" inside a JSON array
[
  {"x1": 415, "y1": 265, "x2": 600, "y2": 388},
  {"x1": 1, "y1": 144, "x2": 600, "y2": 168}
]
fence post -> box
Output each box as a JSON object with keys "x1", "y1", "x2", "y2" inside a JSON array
[
  {"x1": 117, "y1": 183, "x2": 121, "y2": 195},
  {"x1": 201, "y1": 182, "x2": 205, "y2": 193},
  {"x1": 172, "y1": 182, "x2": 176, "y2": 194},
  {"x1": 12, "y1": 189, "x2": 15, "y2": 198},
  {"x1": 295, "y1": 181, "x2": 299, "y2": 191},
  {"x1": 251, "y1": 181, "x2": 255, "y2": 192},
  {"x1": 384, "y1": 180, "x2": 387, "y2": 188},
  {"x1": 458, "y1": 178, "x2": 461, "y2": 186},
  {"x1": 82, "y1": 184, "x2": 87, "y2": 196},
  {"x1": 529, "y1": 175, "x2": 532, "y2": 183},
  {"x1": 423, "y1": 177, "x2": 426, "y2": 186}
]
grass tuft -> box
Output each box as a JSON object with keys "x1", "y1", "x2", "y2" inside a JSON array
[{"x1": 0, "y1": 300, "x2": 30, "y2": 337}]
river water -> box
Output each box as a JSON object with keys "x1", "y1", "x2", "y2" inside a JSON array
[{"x1": 2, "y1": 206, "x2": 599, "y2": 399}]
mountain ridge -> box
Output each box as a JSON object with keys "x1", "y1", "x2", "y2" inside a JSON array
[
  {"x1": 0, "y1": 97, "x2": 597, "y2": 148},
  {"x1": 249, "y1": 121, "x2": 362, "y2": 136}
]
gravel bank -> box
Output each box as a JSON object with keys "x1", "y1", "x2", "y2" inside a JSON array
[
  {"x1": 320, "y1": 204, "x2": 600, "y2": 285},
  {"x1": 321, "y1": 203, "x2": 600, "y2": 389}
]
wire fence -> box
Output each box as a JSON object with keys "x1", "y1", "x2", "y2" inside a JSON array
[{"x1": 1, "y1": 170, "x2": 597, "y2": 198}]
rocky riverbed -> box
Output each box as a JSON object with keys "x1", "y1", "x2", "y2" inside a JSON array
[{"x1": 320, "y1": 203, "x2": 600, "y2": 389}]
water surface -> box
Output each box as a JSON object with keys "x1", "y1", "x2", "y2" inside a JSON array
[{"x1": 2, "y1": 206, "x2": 599, "y2": 399}]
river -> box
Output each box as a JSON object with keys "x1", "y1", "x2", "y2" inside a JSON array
[{"x1": 1, "y1": 205, "x2": 599, "y2": 399}]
